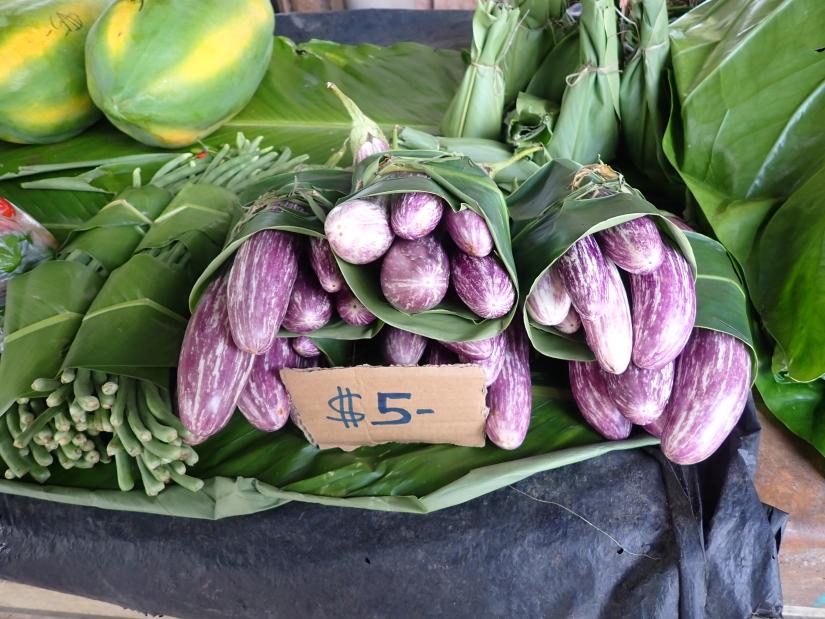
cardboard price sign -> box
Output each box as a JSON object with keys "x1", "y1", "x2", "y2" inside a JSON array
[{"x1": 281, "y1": 365, "x2": 488, "y2": 451}]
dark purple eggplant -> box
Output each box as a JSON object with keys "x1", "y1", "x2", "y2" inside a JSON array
[
  {"x1": 556, "y1": 235, "x2": 610, "y2": 320},
  {"x1": 485, "y1": 324, "x2": 532, "y2": 450},
  {"x1": 381, "y1": 327, "x2": 427, "y2": 366},
  {"x1": 177, "y1": 275, "x2": 255, "y2": 444},
  {"x1": 568, "y1": 361, "x2": 632, "y2": 440},
  {"x1": 630, "y1": 244, "x2": 696, "y2": 370},
  {"x1": 282, "y1": 269, "x2": 333, "y2": 334},
  {"x1": 227, "y1": 230, "x2": 298, "y2": 354},
  {"x1": 444, "y1": 207, "x2": 493, "y2": 257},
  {"x1": 605, "y1": 361, "x2": 674, "y2": 425},
  {"x1": 597, "y1": 217, "x2": 664, "y2": 274},
  {"x1": 390, "y1": 192, "x2": 445, "y2": 240},
  {"x1": 451, "y1": 252, "x2": 515, "y2": 319},
  {"x1": 380, "y1": 235, "x2": 450, "y2": 313},
  {"x1": 661, "y1": 329, "x2": 751, "y2": 465}
]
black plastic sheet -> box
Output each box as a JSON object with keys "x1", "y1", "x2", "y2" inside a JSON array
[{"x1": 0, "y1": 403, "x2": 783, "y2": 618}]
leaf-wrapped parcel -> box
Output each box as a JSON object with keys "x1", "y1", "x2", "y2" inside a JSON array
[{"x1": 334, "y1": 150, "x2": 518, "y2": 342}]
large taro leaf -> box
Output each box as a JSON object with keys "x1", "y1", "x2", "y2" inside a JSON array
[
  {"x1": 663, "y1": 0, "x2": 825, "y2": 453},
  {"x1": 0, "y1": 37, "x2": 464, "y2": 236},
  {"x1": 0, "y1": 384, "x2": 656, "y2": 518}
]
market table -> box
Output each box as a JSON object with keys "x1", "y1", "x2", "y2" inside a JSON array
[{"x1": 0, "y1": 9, "x2": 787, "y2": 618}]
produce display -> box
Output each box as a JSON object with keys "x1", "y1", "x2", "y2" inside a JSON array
[{"x1": 0, "y1": 0, "x2": 804, "y2": 516}]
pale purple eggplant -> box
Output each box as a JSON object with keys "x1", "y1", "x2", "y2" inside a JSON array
[
  {"x1": 597, "y1": 217, "x2": 664, "y2": 274},
  {"x1": 445, "y1": 208, "x2": 494, "y2": 257},
  {"x1": 381, "y1": 327, "x2": 427, "y2": 366},
  {"x1": 568, "y1": 361, "x2": 632, "y2": 440},
  {"x1": 661, "y1": 329, "x2": 751, "y2": 465},
  {"x1": 556, "y1": 235, "x2": 610, "y2": 320},
  {"x1": 424, "y1": 342, "x2": 459, "y2": 365},
  {"x1": 644, "y1": 413, "x2": 667, "y2": 438},
  {"x1": 630, "y1": 244, "x2": 696, "y2": 370},
  {"x1": 282, "y1": 270, "x2": 333, "y2": 334},
  {"x1": 177, "y1": 276, "x2": 255, "y2": 444},
  {"x1": 309, "y1": 237, "x2": 345, "y2": 293},
  {"x1": 390, "y1": 192, "x2": 445, "y2": 240},
  {"x1": 356, "y1": 135, "x2": 390, "y2": 164},
  {"x1": 440, "y1": 335, "x2": 496, "y2": 360},
  {"x1": 292, "y1": 336, "x2": 322, "y2": 359},
  {"x1": 581, "y1": 259, "x2": 632, "y2": 375},
  {"x1": 605, "y1": 361, "x2": 674, "y2": 425},
  {"x1": 526, "y1": 265, "x2": 571, "y2": 326},
  {"x1": 226, "y1": 230, "x2": 298, "y2": 354},
  {"x1": 485, "y1": 324, "x2": 532, "y2": 450},
  {"x1": 380, "y1": 235, "x2": 450, "y2": 313},
  {"x1": 556, "y1": 306, "x2": 582, "y2": 334},
  {"x1": 451, "y1": 252, "x2": 515, "y2": 319},
  {"x1": 237, "y1": 338, "x2": 295, "y2": 432},
  {"x1": 665, "y1": 215, "x2": 693, "y2": 232},
  {"x1": 460, "y1": 332, "x2": 505, "y2": 386},
  {"x1": 324, "y1": 199, "x2": 393, "y2": 265},
  {"x1": 327, "y1": 82, "x2": 389, "y2": 165},
  {"x1": 334, "y1": 287, "x2": 376, "y2": 326}
]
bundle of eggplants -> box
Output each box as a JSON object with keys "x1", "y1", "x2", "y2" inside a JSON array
[
  {"x1": 511, "y1": 160, "x2": 755, "y2": 464},
  {"x1": 180, "y1": 170, "x2": 378, "y2": 443},
  {"x1": 379, "y1": 323, "x2": 532, "y2": 451}
]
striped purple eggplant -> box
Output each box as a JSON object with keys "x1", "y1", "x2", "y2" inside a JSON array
[
  {"x1": 356, "y1": 135, "x2": 390, "y2": 164},
  {"x1": 581, "y1": 259, "x2": 632, "y2": 374},
  {"x1": 237, "y1": 338, "x2": 296, "y2": 432},
  {"x1": 485, "y1": 324, "x2": 532, "y2": 450},
  {"x1": 334, "y1": 287, "x2": 376, "y2": 326},
  {"x1": 556, "y1": 235, "x2": 610, "y2": 319},
  {"x1": 644, "y1": 413, "x2": 667, "y2": 438},
  {"x1": 381, "y1": 327, "x2": 427, "y2": 366},
  {"x1": 526, "y1": 265, "x2": 571, "y2": 326},
  {"x1": 459, "y1": 332, "x2": 505, "y2": 386},
  {"x1": 661, "y1": 329, "x2": 751, "y2": 465},
  {"x1": 451, "y1": 252, "x2": 515, "y2": 319},
  {"x1": 324, "y1": 199, "x2": 393, "y2": 265},
  {"x1": 568, "y1": 361, "x2": 632, "y2": 440},
  {"x1": 556, "y1": 306, "x2": 581, "y2": 334},
  {"x1": 605, "y1": 361, "x2": 674, "y2": 425},
  {"x1": 424, "y1": 342, "x2": 459, "y2": 365},
  {"x1": 390, "y1": 192, "x2": 445, "y2": 240},
  {"x1": 177, "y1": 276, "x2": 255, "y2": 444},
  {"x1": 292, "y1": 336, "x2": 322, "y2": 359},
  {"x1": 665, "y1": 215, "x2": 693, "y2": 232},
  {"x1": 440, "y1": 335, "x2": 495, "y2": 360},
  {"x1": 380, "y1": 235, "x2": 449, "y2": 313},
  {"x1": 630, "y1": 244, "x2": 696, "y2": 370},
  {"x1": 445, "y1": 208, "x2": 494, "y2": 257},
  {"x1": 309, "y1": 237, "x2": 345, "y2": 293},
  {"x1": 226, "y1": 230, "x2": 298, "y2": 354},
  {"x1": 597, "y1": 217, "x2": 664, "y2": 274},
  {"x1": 282, "y1": 269, "x2": 333, "y2": 334}
]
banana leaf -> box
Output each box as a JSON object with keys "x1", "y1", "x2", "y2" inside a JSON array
[
  {"x1": 505, "y1": 92, "x2": 559, "y2": 163},
  {"x1": 0, "y1": 186, "x2": 173, "y2": 412},
  {"x1": 547, "y1": 0, "x2": 621, "y2": 164},
  {"x1": 0, "y1": 383, "x2": 656, "y2": 518},
  {"x1": 663, "y1": 0, "x2": 825, "y2": 453},
  {"x1": 395, "y1": 126, "x2": 541, "y2": 190},
  {"x1": 526, "y1": 28, "x2": 581, "y2": 103},
  {"x1": 509, "y1": 160, "x2": 695, "y2": 359},
  {"x1": 190, "y1": 169, "x2": 380, "y2": 341},
  {"x1": 619, "y1": 0, "x2": 675, "y2": 185},
  {"x1": 60, "y1": 183, "x2": 241, "y2": 385},
  {"x1": 339, "y1": 151, "x2": 518, "y2": 342},
  {"x1": 441, "y1": 1, "x2": 521, "y2": 139},
  {"x1": 501, "y1": 0, "x2": 568, "y2": 105}
]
